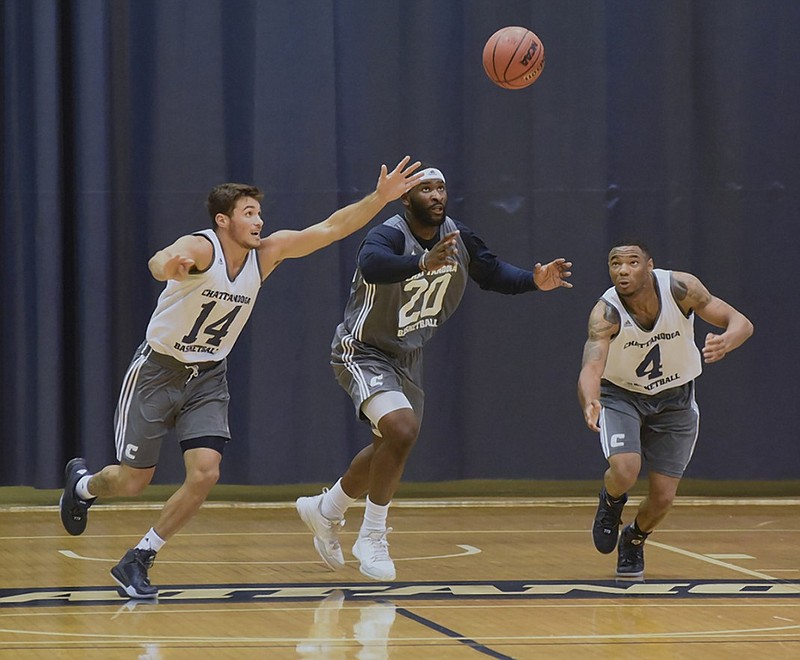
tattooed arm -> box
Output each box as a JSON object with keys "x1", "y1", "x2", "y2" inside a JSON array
[
  {"x1": 671, "y1": 272, "x2": 754, "y2": 364},
  {"x1": 578, "y1": 300, "x2": 621, "y2": 432}
]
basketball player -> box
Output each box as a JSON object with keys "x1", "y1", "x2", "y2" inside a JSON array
[
  {"x1": 59, "y1": 156, "x2": 425, "y2": 599},
  {"x1": 578, "y1": 241, "x2": 753, "y2": 578},
  {"x1": 297, "y1": 167, "x2": 572, "y2": 581}
]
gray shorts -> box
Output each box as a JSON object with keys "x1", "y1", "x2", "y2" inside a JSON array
[
  {"x1": 331, "y1": 339, "x2": 424, "y2": 426},
  {"x1": 114, "y1": 342, "x2": 230, "y2": 468},
  {"x1": 599, "y1": 379, "x2": 699, "y2": 478}
]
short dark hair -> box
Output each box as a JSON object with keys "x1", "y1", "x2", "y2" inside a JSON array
[
  {"x1": 206, "y1": 183, "x2": 264, "y2": 229},
  {"x1": 609, "y1": 238, "x2": 651, "y2": 260}
]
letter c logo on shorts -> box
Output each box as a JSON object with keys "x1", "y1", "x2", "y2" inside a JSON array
[
  {"x1": 124, "y1": 444, "x2": 139, "y2": 460},
  {"x1": 610, "y1": 434, "x2": 625, "y2": 448},
  {"x1": 369, "y1": 374, "x2": 384, "y2": 388}
]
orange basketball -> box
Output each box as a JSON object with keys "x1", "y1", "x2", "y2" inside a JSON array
[{"x1": 482, "y1": 26, "x2": 545, "y2": 90}]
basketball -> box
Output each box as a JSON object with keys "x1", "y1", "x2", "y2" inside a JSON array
[{"x1": 482, "y1": 26, "x2": 545, "y2": 89}]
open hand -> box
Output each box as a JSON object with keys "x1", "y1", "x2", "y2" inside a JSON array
[
  {"x1": 533, "y1": 258, "x2": 573, "y2": 291},
  {"x1": 376, "y1": 156, "x2": 424, "y2": 203}
]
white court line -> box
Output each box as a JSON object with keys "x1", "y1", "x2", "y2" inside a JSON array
[
  {"x1": 647, "y1": 539, "x2": 785, "y2": 581},
  {"x1": 0, "y1": 623, "x2": 798, "y2": 644},
  {"x1": 4, "y1": 497, "x2": 800, "y2": 513},
  {"x1": 58, "y1": 544, "x2": 481, "y2": 566},
  {"x1": 2, "y1": 528, "x2": 799, "y2": 542}
]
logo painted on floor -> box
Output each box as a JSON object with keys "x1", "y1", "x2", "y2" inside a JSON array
[{"x1": 1, "y1": 580, "x2": 799, "y2": 608}]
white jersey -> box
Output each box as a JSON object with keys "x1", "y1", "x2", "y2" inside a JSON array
[
  {"x1": 145, "y1": 229, "x2": 262, "y2": 363},
  {"x1": 601, "y1": 269, "x2": 701, "y2": 395}
]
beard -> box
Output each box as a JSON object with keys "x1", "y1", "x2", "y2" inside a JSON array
[{"x1": 407, "y1": 195, "x2": 447, "y2": 227}]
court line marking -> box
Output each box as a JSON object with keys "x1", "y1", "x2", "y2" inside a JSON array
[
  {"x1": 3, "y1": 527, "x2": 799, "y2": 542},
  {"x1": 3, "y1": 600, "x2": 800, "y2": 621},
  {"x1": 58, "y1": 544, "x2": 481, "y2": 566},
  {"x1": 0, "y1": 623, "x2": 798, "y2": 644},
  {"x1": 395, "y1": 605, "x2": 513, "y2": 659},
  {"x1": 4, "y1": 497, "x2": 799, "y2": 513},
  {"x1": 648, "y1": 540, "x2": 781, "y2": 581}
]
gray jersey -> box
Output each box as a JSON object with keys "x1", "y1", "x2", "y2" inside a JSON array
[{"x1": 333, "y1": 215, "x2": 469, "y2": 357}]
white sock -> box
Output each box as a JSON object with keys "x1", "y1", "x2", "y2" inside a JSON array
[
  {"x1": 135, "y1": 528, "x2": 166, "y2": 553},
  {"x1": 75, "y1": 474, "x2": 95, "y2": 500},
  {"x1": 321, "y1": 479, "x2": 357, "y2": 521},
  {"x1": 360, "y1": 496, "x2": 390, "y2": 535}
]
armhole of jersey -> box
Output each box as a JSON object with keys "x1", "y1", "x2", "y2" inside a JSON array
[
  {"x1": 601, "y1": 296, "x2": 622, "y2": 343},
  {"x1": 253, "y1": 247, "x2": 264, "y2": 284},
  {"x1": 191, "y1": 232, "x2": 216, "y2": 274},
  {"x1": 666, "y1": 271, "x2": 693, "y2": 319}
]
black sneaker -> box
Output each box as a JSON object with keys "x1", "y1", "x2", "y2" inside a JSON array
[
  {"x1": 592, "y1": 487, "x2": 627, "y2": 554},
  {"x1": 616, "y1": 524, "x2": 646, "y2": 578},
  {"x1": 59, "y1": 457, "x2": 95, "y2": 536},
  {"x1": 110, "y1": 548, "x2": 159, "y2": 599}
]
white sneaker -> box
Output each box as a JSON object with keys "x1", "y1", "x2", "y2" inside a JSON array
[
  {"x1": 352, "y1": 528, "x2": 395, "y2": 581},
  {"x1": 296, "y1": 493, "x2": 345, "y2": 570}
]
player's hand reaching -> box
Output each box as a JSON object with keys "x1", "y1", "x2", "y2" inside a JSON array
[
  {"x1": 375, "y1": 156, "x2": 424, "y2": 203},
  {"x1": 533, "y1": 258, "x2": 573, "y2": 291},
  {"x1": 420, "y1": 231, "x2": 460, "y2": 272},
  {"x1": 162, "y1": 254, "x2": 196, "y2": 281}
]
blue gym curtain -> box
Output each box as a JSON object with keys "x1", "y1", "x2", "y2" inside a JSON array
[{"x1": 2, "y1": 0, "x2": 798, "y2": 487}]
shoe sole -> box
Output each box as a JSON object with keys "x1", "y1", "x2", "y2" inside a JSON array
[
  {"x1": 296, "y1": 499, "x2": 345, "y2": 571},
  {"x1": 592, "y1": 524, "x2": 620, "y2": 554},
  {"x1": 616, "y1": 569, "x2": 644, "y2": 578},
  {"x1": 60, "y1": 459, "x2": 89, "y2": 536},
  {"x1": 352, "y1": 542, "x2": 396, "y2": 581},
  {"x1": 110, "y1": 568, "x2": 159, "y2": 599}
]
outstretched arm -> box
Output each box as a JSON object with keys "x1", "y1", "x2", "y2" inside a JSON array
[
  {"x1": 257, "y1": 156, "x2": 423, "y2": 277},
  {"x1": 148, "y1": 234, "x2": 213, "y2": 282},
  {"x1": 578, "y1": 300, "x2": 619, "y2": 432},
  {"x1": 671, "y1": 272, "x2": 754, "y2": 363}
]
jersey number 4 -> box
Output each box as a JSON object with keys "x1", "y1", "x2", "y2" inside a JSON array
[
  {"x1": 182, "y1": 301, "x2": 242, "y2": 347},
  {"x1": 635, "y1": 344, "x2": 664, "y2": 380}
]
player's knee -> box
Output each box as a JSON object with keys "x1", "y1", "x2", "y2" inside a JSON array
[
  {"x1": 187, "y1": 463, "x2": 220, "y2": 491},
  {"x1": 609, "y1": 455, "x2": 640, "y2": 488},
  {"x1": 380, "y1": 415, "x2": 420, "y2": 456},
  {"x1": 648, "y1": 490, "x2": 676, "y2": 514}
]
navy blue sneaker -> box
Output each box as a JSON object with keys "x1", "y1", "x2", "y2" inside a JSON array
[
  {"x1": 111, "y1": 548, "x2": 159, "y2": 599},
  {"x1": 59, "y1": 458, "x2": 94, "y2": 536},
  {"x1": 616, "y1": 523, "x2": 647, "y2": 578},
  {"x1": 592, "y1": 487, "x2": 627, "y2": 554}
]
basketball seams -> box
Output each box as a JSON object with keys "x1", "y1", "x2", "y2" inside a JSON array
[
  {"x1": 501, "y1": 30, "x2": 532, "y2": 86},
  {"x1": 483, "y1": 26, "x2": 545, "y2": 90}
]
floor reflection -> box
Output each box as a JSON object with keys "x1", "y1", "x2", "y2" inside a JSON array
[{"x1": 297, "y1": 591, "x2": 397, "y2": 659}]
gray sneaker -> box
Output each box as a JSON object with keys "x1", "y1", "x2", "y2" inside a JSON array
[{"x1": 296, "y1": 493, "x2": 345, "y2": 570}]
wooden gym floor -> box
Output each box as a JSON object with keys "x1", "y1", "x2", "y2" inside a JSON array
[{"x1": 0, "y1": 496, "x2": 798, "y2": 658}]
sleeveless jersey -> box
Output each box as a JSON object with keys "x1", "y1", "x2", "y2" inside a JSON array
[
  {"x1": 145, "y1": 229, "x2": 262, "y2": 363},
  {"x1": 334, "y1": 215, "x2": 469, "y2": 356},
  {"x1": 601, "y1": 269, "x2": 702, "y2": 395}
]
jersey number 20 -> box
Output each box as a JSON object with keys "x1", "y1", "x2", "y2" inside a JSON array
[{"x1": 398, "y1": 274, "x2": 452, "y2": 328}]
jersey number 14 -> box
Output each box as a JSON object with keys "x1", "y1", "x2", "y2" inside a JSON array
[{"x1": 182, "y1": 301, "x2": 242, "y2": 347}]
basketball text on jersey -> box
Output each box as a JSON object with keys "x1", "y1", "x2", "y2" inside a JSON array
[{"x1": 201, "y1": 289, "x2": 252, "y2": 304}]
